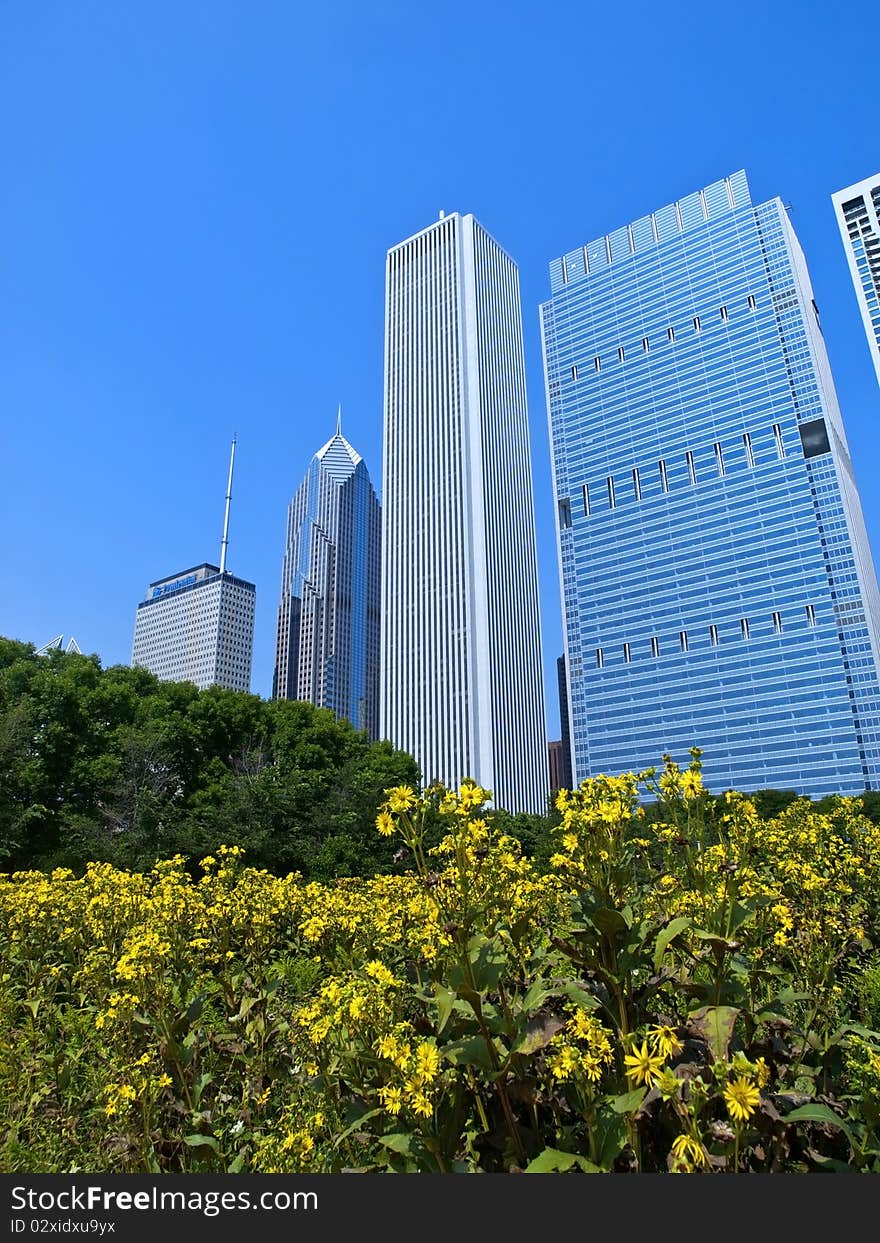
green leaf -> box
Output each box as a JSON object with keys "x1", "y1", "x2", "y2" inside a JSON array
[
  {"x1": 193, "y1": 1072, "x2": 213, "y2": 1106},
  {"x1": 591, "y1": 907, "x2": 629, "y2": 939},
  {"x1": 692, "y1": 930, "x2": 733, "y2": 952},
  {"x1": 442, "y1": 1034, "x2": 505, "y2": 1071},
  {"x1": 511, "y1": 1013, "x2": 566, "y2": 1056},
  {"x1": 653, "y1": 917, "x2": 691, "y2": 972},
  {"x1": 185, "y1": 994, "x2": 205, "y2": 1026},
  {"x1": 433, "y1": 985, "x2": 455, "y2": 1034},
  {"x1": 823, "y1": 1022, "x2": 880, "y2": 1047},
  {"x1": 520, "y1": 980, "x2": 551, "y2": 1013},
  {"x1": 467, "y1": 934, "x2": 509, "y2": 993},
  {"x1": 236, "y1": 995, "x2": 260, "y2": 1020},
  {"x1": 807, "y1": 1153, "x2": 858, "y2": 1173},
  {"x1": 524, "y1": 1147, "x2": 601, "y2": 1173},
  {"x1": 378, "y1": 1133, "x2": 414, "y2": 1155},
  {"x1": 727, "y1": 900, "x2": 758, "y2": 934},
  {"x1": 556, "y1": 982, "x2": 599, "y2": 1012},
  {"x1": 609, "y1": 1087, "x2": 646, "y2": 1114},
  {"x1": 783, "y1": 1104, "x2": 856, "y2": 1149},
  {"x1": 592, "y1": 1112, "x2": 628, "y2": 1167},
  {"x1": 687, "y1": 1005, "x2": 739, "y2": 1062},
  {"x1": 226, "y1": 1154, "x2": 245, "y2": 1173},
  {"x1": 183, "y1": 1134, "x2": 219, "y2": 1150},
  {"x1": 755, "y1": 990, "x2": 812, "y2": 1022},
  {"x1": 332, "y1": 1107, "x2": 384, "y2": 1147}
]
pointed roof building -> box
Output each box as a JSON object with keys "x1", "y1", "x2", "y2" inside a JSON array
[{"x1": 273, "y1": 415, "x2": 381, "y2": 739}]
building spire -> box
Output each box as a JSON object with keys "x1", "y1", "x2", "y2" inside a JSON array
[
  {"x1": 336, "y1": 403, "x2": 342, "y2": 436},
  {"x1": 219, "y1": 437, "x2": 236, "y2": 574}
]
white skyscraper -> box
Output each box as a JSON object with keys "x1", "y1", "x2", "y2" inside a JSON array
[
  {"x1": 131, "y1": 563, "x2": 255, "y2": 691},
  {"x1": 381, "y1": 212, "x2": 547, "y2": 813},
  {"x1": 832, "y1": 173, "x2": 880, "y2": 390}
]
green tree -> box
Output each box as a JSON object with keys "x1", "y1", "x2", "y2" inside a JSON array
[{"x1": 0, "y1": 637, "x2": 420, "y2": 877}]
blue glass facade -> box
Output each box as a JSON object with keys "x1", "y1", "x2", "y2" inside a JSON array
[
  {"x1": 541, "y1": 171, "x2": 880, "y2": 797},
  {"x1": 273, "y1": 428, "x2": 381, "y2": 738}
]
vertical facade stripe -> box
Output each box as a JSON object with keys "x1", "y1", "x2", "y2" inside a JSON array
[{"x1": 381, "y1": 214, "x2": 547, "y2": 812}]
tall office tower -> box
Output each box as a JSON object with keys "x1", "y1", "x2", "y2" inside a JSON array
[
  {"x1": 132, "y1": 441, "x2": 255, "y2": 693},
  {"x1": 548, "y1": 740, "x2": 566, "y2": 793},
  {"x1": 541, "y1": 171, "x2": 880, "y2": 797},
  {"x1": 273, "y1": 418, "x2": 381, "y2": 738},
  {"x1": 132, "y1": 564, "x2": 255, "y2": 691},
  {"x1": 382, "y1": 212, "x2": 547, "y2": 812},
  {"x1": 832, "y1": 174, "x2": 880, "y2": 390}
]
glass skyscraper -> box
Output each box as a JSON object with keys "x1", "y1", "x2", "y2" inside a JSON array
[
  {"x1": 382, "y1": 212, "x2": 547, "y2": 812},
  {"x1": 832, "y1": 173, "x2": 880, "y2": 392},
  {"x1": 273, "y1": 420, "x2": 381, "y2": 739},
  {"x1": 541, "y1": 170, "x2": 880, "y2": 797}
]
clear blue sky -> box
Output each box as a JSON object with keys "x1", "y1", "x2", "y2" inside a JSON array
[{"x1": 2, "y1": 1, "x2": 879, "y2": 741}]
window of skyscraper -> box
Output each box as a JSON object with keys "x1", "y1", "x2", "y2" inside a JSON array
[{"x1": 799, "y1": 419, "x2": 831, "y2": 458}]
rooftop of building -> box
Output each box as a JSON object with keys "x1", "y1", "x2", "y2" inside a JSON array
[
  {"x1": 314, "y1": 409, "x2": 365, "y2": 481},
  {"x1": 549, "y1": 170, "x2": 756, "y2": 293}
]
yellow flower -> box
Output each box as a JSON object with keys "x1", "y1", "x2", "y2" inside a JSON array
[
  {"x1": 580, "y1": 1052, "x2": 605, "y2": 1083},
  {"x1": 458, "y1": 782, "x2": 488, "y2": 811},
  {"x1": 753, "y1": 1058, "x2": 770, "y2": 1089},
  {"x1": 409, "y1": 1092, "x2": 434, "y2": 1117},
  {"x1": 648, "y1": 1025, "x2": 682, "y2": 1060},
  {"x1": 724, "y1": 1076, "x2": 760, "y2": 1124},
  {"x1": 413, "y1": 1042, "x2": 441, "y2": 1085},
  {"x1": 386, "y1": 786, "x2": 417, "y2": 813},
  {"x1": 379, "y1": 1085, "x2": 403, "y2": 1115},
  {"x1": 376, "y1": 811, "x2": 395, "y2": 837},
  {"x1": 681, "y1": 771, "x2": 704, "y2": 799},
  {"x1": 623, "y1": 1040, "x2": 665, "y2": 1087},
  {"x1": 548, "y1": 1045, "x2": 580, "y2": 1081},
  {"x1": 103, "y1": 1083, "x2": 137, "y2": 1117},
  {"x1": 670, "y1": 1133, "x2": 709, "y2": 1171},
  {"x1": 364, "y1": 960, "x2": 394, "y2": 985}
]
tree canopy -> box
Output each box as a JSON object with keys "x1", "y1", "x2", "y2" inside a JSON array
[{"x1": 0, "y1": 637, "x2": 419, "y2": 877}]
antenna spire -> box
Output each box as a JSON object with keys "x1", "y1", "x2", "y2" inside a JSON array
[
  {"x1": 219, "y1": 437, "x2": 236, "y2": 574},
  {"x1": 336, "y1": 403, "x2": 342, "y2": 436}
]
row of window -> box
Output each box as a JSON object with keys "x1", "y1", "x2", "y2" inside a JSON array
[
  {"x1": 594, "y1": 605, "x2": 818, "y2": 667},
  {"x1": 568, "y1": 296, "x2": 758, "y2": 381},
  {"x1": 559, "y1": 424, "x2": 792, "y2": 528}
]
